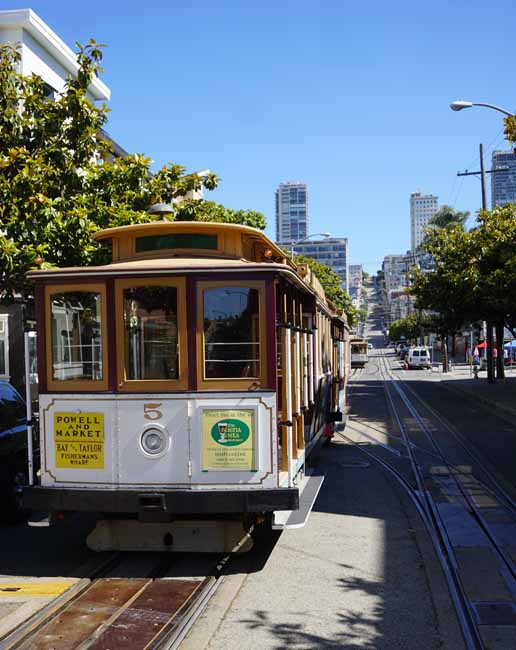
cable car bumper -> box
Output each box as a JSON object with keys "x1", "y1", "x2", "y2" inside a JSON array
[{"x1": 22, "y1": 486, "x2": 299, "y2": 515}]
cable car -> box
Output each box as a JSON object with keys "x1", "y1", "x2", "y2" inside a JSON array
[
  {"x1": 350, "y1": 338, "x2": 368, "y2": 368},
  {"x1": 23, "y1": 222, "x2": 350, "y2": 551}
]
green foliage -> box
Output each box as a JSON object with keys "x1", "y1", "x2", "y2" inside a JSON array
[
  {"x1": 0, "y1": 41, "x2": 265, "y2": 300},
  {"x1": 293, "y1": 254, "x2": 357, "y2": 326},
  {"x1": 174, "y1": 200, "x2": 266, "y2": 229},
  {"x1": 504, "y1": 114, "x2": 516, "y2": 148},
  {"x1": 389, "y1": 315, "x2": 417, "y2": 341},
  {"x1": 411, "y1": 224, "x2": 478, "y2": 336},
  {"x1": 358, "y1": 307, "x2": 368, "y2": 322},
  {"x1": 428, "y1": 205, "x2": 469, "y2": 229},
  {"x1": 412, "y1": 204, "x2": 516, "y2": 336},
  {"x1": 472, "y1": 205, "x2": 516, "y2": 335},
  {"x1": 388, "y1": 312, "x2": 434, "y2": 342}
]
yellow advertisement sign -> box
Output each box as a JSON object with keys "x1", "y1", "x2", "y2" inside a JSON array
[
  {"x1": 54, "y1": 412, "x2": 104, "y2": 469},
  {"x1": 202, "y1": 409, "x2": 256, "y2": 471}
]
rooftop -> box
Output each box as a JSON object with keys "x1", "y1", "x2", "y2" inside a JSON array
[{"x1": 0, "y1": 8, "x2": 110, "y2": 101}]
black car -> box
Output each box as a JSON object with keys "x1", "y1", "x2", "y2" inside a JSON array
[{"x1": 0, "y1": 381, "x2": 29, "y2": 522}]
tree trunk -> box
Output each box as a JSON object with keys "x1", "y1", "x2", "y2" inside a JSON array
[
  {"x1": 442, "y1": 335, "x2": 449, "y2": 373},
  {"x1": 495, "y1": 321, "x2": 505, "y2": 380},
  {"x1": 486, "y1": 320, "x2": 496, "y2": 383}
]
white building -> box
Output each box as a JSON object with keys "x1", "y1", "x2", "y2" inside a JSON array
[
  {"x1": 0, "y1": 8, "x2": 111, "y2": 388},
  {"x1": 348, "y1": 264, "x2": 363, "y2": 306},
  {"x1": 383, "y1": 254, "x2": 409, "y2": 295},
  {"x1": 275, "y1": 181, "x2": 308, "y2": 245},
  {"x1": 0, "y1": 8, "x2": 110, "y2": 102},
  {"x1": 410, "y1": 191, "x2": 438, "y2": 252},
  {"x1": 294, "y1": 237, "x2": 349, "y2": 293},
  {"x1": 348, "y1": 264, "x2": 363, "y2": 291}
]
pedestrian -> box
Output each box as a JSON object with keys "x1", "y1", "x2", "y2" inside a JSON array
[{"x1": 472, "y1": 347, "x2": 480, "y2": 379}]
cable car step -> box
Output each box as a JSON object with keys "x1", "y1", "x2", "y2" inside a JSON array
[{"x1": 272, "y1": 473, "x2": 324, "y2": 530}]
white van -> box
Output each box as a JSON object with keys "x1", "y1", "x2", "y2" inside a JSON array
[{"x1": 407, "y1": 347, "x2": 431, "y2": 369}]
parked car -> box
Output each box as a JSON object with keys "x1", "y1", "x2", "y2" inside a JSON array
[
  {"x1": 407, "y1": 347, "x2": 431, "y2": 369},
  {"x1": 368, "y1": 343, "x2": 373, "y2": 350},
  {"x1": 0, "y1": 381, "x2": 29, "y2": 523}
]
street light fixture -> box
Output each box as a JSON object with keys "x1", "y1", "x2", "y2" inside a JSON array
[
  {"x1": 450, "y1": 100, "x2": 513, "y2": 117},
  {"x1": 290, "y1": 232, "x2": 331, "y2": 256}
]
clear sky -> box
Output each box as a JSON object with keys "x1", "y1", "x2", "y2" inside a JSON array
[{"x1": 7, "y1": 1, "x2": 516, "y2": 273}]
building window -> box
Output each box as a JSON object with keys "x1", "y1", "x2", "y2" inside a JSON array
[{"x1": 42, "y1": 82, "x2": 57, "y2": 101}]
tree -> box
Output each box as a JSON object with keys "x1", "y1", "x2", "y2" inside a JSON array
[
  {"x1": 0, "y1": 41, "x2": 265, "y2": 301},
  {"x1": 470, "y1": 205, "x2": 516, "y2": 379},
  {"x1": 411, "y1": 224, "x2": 478, "y2": 371},
  {"x1": 388, "y1": 314, "x2": 420, "y2": 342},
  {"x1": 174, "y1": 199, "x2": 265, "y2": 229},
  {"x1": 428, "y1": 205, "x2": 470, "y2": 229},
  {"x1": 293, "y1": 254, "x2": 357, "y2": 326},
  {"x1": 358, "y1": 307, "x2": 368, "y2": 323},
  {"x1": 504, "y1": 115, "x2": 516, "y2": 148}
]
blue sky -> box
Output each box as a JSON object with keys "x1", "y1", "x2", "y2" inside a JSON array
[{"x1": 8, "y1": 1, "x2": 516, "y2": 273}]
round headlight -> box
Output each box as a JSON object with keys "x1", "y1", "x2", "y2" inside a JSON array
[{"x1": 141, "y1": 428, "x2": 166, "y2": 455}]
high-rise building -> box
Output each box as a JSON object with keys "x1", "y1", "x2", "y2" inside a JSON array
[
  {"x1": 410, "y1": 191, "x2": 438, "y2": 252},
  {"x1": 275, "y1": 181, "x2": 308, "y2": 244},
  {"x1": 348, "y1": 264, "x2": 363, "y2": 307},
  {"x1": 491, "y1": 150, "x2": 516, "y2": 209},
  {"x1": 293, "y1": 237, "x2": 349, "y2": 293}
]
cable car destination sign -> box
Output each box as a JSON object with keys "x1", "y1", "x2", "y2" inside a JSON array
[
  {"x1": 202, "y1": 409, "x2": 256, "y2": 471},
  {"x1": 54, "y1": 412, "x2": 104, "y2": 469}
]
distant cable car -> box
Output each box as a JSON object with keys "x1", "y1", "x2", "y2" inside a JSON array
[{"x1": 350, "y1": 338, "x2": 368, "y2": 368}]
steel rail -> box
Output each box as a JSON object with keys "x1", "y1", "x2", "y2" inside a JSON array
[
  {"x1": 335, "y1": 427, "x2": 481, "y2": 650},
  {"x1": 158, "y1": 537, "x2": 249, "y2": 649},
  {"x1": 357, "y1": 352, "x2": 484, "y2": 649},
  {"x1": 347, "y1": 354, "x2": 481, "y2": 649},
  {"x1": 395, "y1": 376, "x2": 516, "y2": 519},
  {"x1": 385, "y1": 364, "x2": 516, "y2": 583},
  {"x1": 0, "y1": 552, "x2": 121, "y2": 650}
]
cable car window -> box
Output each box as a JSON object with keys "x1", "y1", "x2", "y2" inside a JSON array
[
  {"x1": 50, "y1": 291, "x2": 103, "y2": 382},
  {"x1": 203, "y1": 288, "x2": 260, "y2": 379},
  {"x1": 123, "y1": 286, "x2": 178, "y2": 380}
]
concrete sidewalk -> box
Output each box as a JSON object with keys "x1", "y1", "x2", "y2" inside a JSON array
[{"x1": 182, "y1": 438, "x2": 462, "y2": 650}]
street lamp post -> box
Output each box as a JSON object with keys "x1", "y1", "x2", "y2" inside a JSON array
[
  {"x1": 450, "y1": 99, "x2": 515, "y2": 384},
  {"x1": 290, "y1": 233, "x2": 331, "y2": 256}
]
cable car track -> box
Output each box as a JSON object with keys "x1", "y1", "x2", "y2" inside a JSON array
[
  {"x1": 0, "y1": 550, "x2": 233, "y2": 650},
  {"x1": 387, "y1": 358, "x2": 516, "y2": 516},
  {"x1": 343, "y1": 347, "x2": 516, "y2": 650}
]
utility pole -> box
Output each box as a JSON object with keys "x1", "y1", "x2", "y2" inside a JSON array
[{"x1": 456, "y1": 144, "x2": 507, "y2": 384}]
